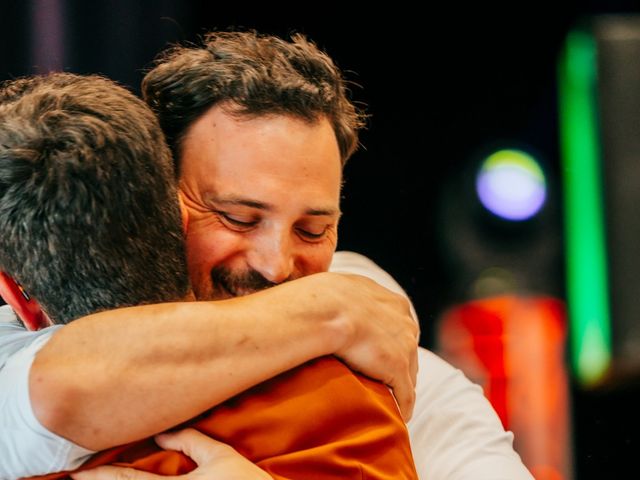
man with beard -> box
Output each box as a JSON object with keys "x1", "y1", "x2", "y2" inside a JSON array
[
  {"x1": 0, "y1": 73, "x2": 418, "y2": 479},
  {"x1": 130, "y1": 30, "x2": 533, "y2": 480},
  {"x1": 2, "y1": 30, "x2": 534, "y2": 480}
]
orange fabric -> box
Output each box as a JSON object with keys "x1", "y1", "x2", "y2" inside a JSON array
[{"x1": 32, "y1": 356, "x2": 418, "y2": 480}]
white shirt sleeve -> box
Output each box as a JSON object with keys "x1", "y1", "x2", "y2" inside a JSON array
[
  {"x1": 330, "y1": 251, "x2": 534, "y2": 480},
  {"x1": 0, "y1": 306, "x2": 95, "y2": 479},
  {"x1": 411, "y1": 348, "x2": 534, "y2": 480}
]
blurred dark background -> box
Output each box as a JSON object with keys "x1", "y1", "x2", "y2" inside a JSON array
[{"x1": 2, "y1": 1, "x2": 640, "y2": 478}]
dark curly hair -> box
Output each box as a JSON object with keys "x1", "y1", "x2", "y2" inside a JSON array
[{"x1": 142, "y1": 31, "x2": 366, "y2": 176}]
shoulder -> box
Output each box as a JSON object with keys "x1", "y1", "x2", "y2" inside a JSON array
[
  {"x1": 0, "y1": 303, "x2": 19, "y2": 324},
  {"x1": 0, "y1": 305, "x2": 61, "y2": 369}
]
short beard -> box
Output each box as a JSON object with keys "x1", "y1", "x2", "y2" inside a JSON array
[{"x1": 209, "y1": 265, "x2": 281, "y2": 298}]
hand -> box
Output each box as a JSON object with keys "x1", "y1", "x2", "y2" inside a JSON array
[
  {"x1": 70, "y1": 428, "x2": 272, "y2": 480},
  {"x1": 319, "y1": 272, "x2": 419, "y2": 421}
]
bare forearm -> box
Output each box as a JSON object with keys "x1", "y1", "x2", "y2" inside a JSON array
[
  {"x1": 31, "y1": 283, "x2": 344, "y2": 450},
  {"x1": 30, "y1": 272, "x2": 418, "y2": 450}
]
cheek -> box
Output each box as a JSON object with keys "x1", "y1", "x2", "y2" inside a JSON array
[
  {"x1": 296, "y1": 242, "x2": 337, "y2": 276},
  {"x1": 184, "y1": 221, "x2": 243, "y2": 270}
]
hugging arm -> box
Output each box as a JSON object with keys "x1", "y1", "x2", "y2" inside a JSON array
[{"x1": 29, "y1": 272, "x2": 418, "y2": 451}]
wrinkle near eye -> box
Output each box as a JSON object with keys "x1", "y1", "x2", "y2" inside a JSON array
[
  {"x1": 296, "y1": 223, "x2": 338, "y2": 244},
  {"x1": 215, "y1": 210, "x2": 260, "y2": 232},
  {"x1": 218, "y1": 211, "x2": 259, "y2": 225}
]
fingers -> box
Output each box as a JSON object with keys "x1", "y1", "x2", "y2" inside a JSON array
[
  {"x1": 307, "y1": 272, "x2": 420, "y2": 421},
  {"x1": 154, "y1": 428, "x2": 231, "y2": 465},
  {"x1": 155, "y1": 428, "x2": 274, "y2": 480},
  {"x1": 391, "y1": 369, "x2": 417, "y2": 422},
  {"x1": 388, "y1": 329, "x2": 418, "y2": 422},
  {"x1": 71, "y1": 466, "x2": 161, "y2": 480},
  {"x1": 410, "y1": 338, "x2": 419, "y2": 391}
]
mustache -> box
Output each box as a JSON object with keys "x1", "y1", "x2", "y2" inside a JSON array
[{"x1": 210, "y1": 265, "x2": 280, "y2": 295}]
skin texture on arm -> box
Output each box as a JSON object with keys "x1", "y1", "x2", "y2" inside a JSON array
[{"x1": 30, "y1": 271, "x2": 418, "y2": 451}]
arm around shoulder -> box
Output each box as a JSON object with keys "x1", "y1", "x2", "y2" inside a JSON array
[{"x1": 29, "y1": 272, "x2": 418, "y2": 451}]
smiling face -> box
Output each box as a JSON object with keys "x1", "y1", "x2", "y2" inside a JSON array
[{"x1": 179, "y1": 104, "x2": 343, "y2": 300}]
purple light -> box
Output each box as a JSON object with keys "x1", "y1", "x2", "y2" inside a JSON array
[{"x1": 476, "y1": 151, "x2": 547, "y2": 221}]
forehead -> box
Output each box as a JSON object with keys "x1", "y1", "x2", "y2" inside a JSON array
[{"x1": 179, "y1": 106, "x2": 342, "y2": 206}]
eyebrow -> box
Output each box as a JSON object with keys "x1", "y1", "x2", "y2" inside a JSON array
[{"x1": 211, "y1": 195, "x2": 342, "y2": 217}]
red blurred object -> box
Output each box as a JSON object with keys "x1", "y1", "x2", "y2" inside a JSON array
[
  {"x1": 0, "y1": 271, "x2": 48, "y2": 331},
  {"x1": 438, "y1": 295, "x2": 572, "y2": 480}
]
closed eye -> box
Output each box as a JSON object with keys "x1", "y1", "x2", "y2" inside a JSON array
[
  {"x1": 217, "y1": 211, "x2": 259, "y2": 230},
  {"x1": 296, "y1": 226, "x2": 329, "y2": 241}
]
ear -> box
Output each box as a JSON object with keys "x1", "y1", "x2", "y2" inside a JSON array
[
  {"x1": 178, "y1": 191, "x2": 189, "y2": 234},
  {"x1": 0, "y1": 272, "x2": 48, "y2": 330}
]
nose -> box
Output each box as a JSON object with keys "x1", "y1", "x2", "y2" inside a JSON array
[{"x1": 248, "y1": 232, "x2": 295, "y2": 284}]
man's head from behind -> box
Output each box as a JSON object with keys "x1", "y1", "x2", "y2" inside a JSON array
[
  {"x1": 0, "y1": 73, "x2": 189, "y2": 324},
  {"x1": 143, "y1": 31, "x2": 366, "y2": 300}
]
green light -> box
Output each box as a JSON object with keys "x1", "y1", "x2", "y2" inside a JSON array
[
  {"x1": 482, "y1": 149, "x2": 546, "y2": 184},
  {"x1": 558, "y1": 29, "x2": 612, "y2": 386}
]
